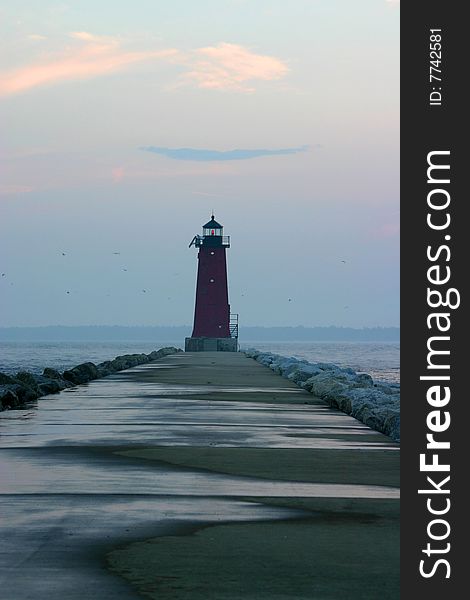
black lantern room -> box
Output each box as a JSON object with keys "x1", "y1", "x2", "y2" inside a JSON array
[{"x1": 202, "y1": 215, "x2": 223, "y2": 237}]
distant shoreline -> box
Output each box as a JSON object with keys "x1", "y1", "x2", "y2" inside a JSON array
[{"x1": 0, "y1": 325, "x2": 399, "y2": 342}]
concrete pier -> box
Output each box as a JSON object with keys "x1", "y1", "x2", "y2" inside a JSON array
[{"x1": 0, "y1": 351, "x2": 399, "y2": 599}]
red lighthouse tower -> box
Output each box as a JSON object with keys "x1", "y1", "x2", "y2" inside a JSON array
[{"x1": 185, "y1": 215, "x2": 238, "y2": 352}]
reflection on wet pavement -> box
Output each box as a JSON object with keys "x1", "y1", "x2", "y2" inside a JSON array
[
  {"x1": 1, "y1": 495, "x2": 298, "y2": 600},
  {"x1": 0, "y1": 352, "x2": 399, "y2": 599},
  {"x1": 0, "y1": 448, "x2": 398, "y2": 498},
  {"x1": 0, "y1": 374, "x2": 395, "y2": 450}
]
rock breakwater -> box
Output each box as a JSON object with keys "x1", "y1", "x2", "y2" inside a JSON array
[
  {"x1": 0, "y1": 347, "x2": 182, "y2": 411},
  {"x1": 245, "y1": 349, "x2": 400, "y2": 442}
]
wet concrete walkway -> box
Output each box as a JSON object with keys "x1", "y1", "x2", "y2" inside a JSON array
[{"x1": 0, "y1": 351, "x2": 399, "y2": 599}]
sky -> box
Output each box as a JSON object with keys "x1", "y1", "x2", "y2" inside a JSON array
[{"x1": 0, "y1": 0, "x2": 400, "y2": 328}]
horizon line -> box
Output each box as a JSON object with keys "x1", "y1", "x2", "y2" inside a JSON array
[{"x1": 0, "y1": 324, "x2": 400, "y2": 330}]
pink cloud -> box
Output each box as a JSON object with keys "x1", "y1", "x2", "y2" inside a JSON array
[
  {"x1": 1, "y1": 36, "x2": 287, "y2": 97},
  {"x1": 69, "y1": 31, "x2": 106, "y2": 42},
  {"x1": 111, "y1": 167, "x2": 125, "y2": 183},
  {"x1": 182, "y1": 43, "x2": 288, "y2": 92},
  {"x1": 0, "y1": 33, "x2": 177, "y2": 97},
  {"x1": 372, "y1": 222, "x2": 400, "y2": 239}
]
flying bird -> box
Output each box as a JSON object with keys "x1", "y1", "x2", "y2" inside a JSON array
[
  {"x1": 61, "y1": 252, "x2": 66, "y2": 256},
  {"x1": 340, "y1": 260, "x2": 346, "y2": 263},
  {"x1": 122, "y1": 268, "x2": 128, "y2": 272},
  {"x1": 142, "y1": 289, "x2": 147, "y2": 293},
  {"x1": 1, "y1": 273, "x2": 5, "y2": 277},
  {"x1": 113, "y1": 252, "x2": 121, "y2": 255}
]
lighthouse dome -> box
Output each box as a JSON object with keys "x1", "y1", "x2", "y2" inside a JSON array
[{"x1": 202, "y1": 215, "x2": 223, "y2": 229}]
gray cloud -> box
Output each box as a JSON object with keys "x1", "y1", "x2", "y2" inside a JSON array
[{"x1": 140, "y1": 145, "x2": 308, "y2": 161}]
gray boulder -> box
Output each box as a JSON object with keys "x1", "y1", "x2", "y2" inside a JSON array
[
  {"x1": 1, "y1": 370, "x2": 64, "y2": 410},
  {"x1": 43, "y1": 368, "x2": 66, "y2": 380},
  {"x1": 15, "y1": 371, "x2": 41, "y2": 394},
  {"x1": 287, "y1": 365, "x2": 322, "y2": 384},
  {"x1": 354, "y1": 373, "x2": 374, "y2": 387},
  {"x1": 96, "y1": 362, "x2": 115, "y2": 377},
  {"x1": 0, "y1": 386, "x2": 20, "y2": 409},
  {"x1": 0, "y1": 383, "x2": 38, "y2": 406},
  {"x1": 148, "y1": 347, "x2": 182, "y2": 361},
  {"x1": 42, "y1": 368, "x2": 72, "y2": 389},
  {"x1": 1, "y1": 347, "x2": 183, "y2": 411},
  {"x1": 63, "y1": 362, "x2": 99, "y2": 385},
  {"x1": 0, "y1": 373, "x2": 18, "y2": 385},
  {"x1": 245, "y1": 349, "x2": 400, "y2": 443},
  {"x1": 94, "y1": 347, "x2": 182, "y2": 378},
  {"x1": 33, "y1": 374, "x2": 69, "y2": 395}
]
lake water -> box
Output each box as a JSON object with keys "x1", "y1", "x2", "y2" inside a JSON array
[
  {"x1": 0, "y1": 340, "x2": 399, "y2": 384},
  {"x1": 240, "y1": 341, "x2": 399, "y2": 383}
]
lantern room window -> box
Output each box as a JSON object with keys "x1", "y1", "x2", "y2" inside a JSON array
[{"x1": 203, "y1": 226, "x2": 222, "y2": 237}]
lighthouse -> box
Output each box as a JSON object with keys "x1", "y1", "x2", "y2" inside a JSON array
[{"x1": 185, "y1": 215, "x2": 238, "y2": 352}]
